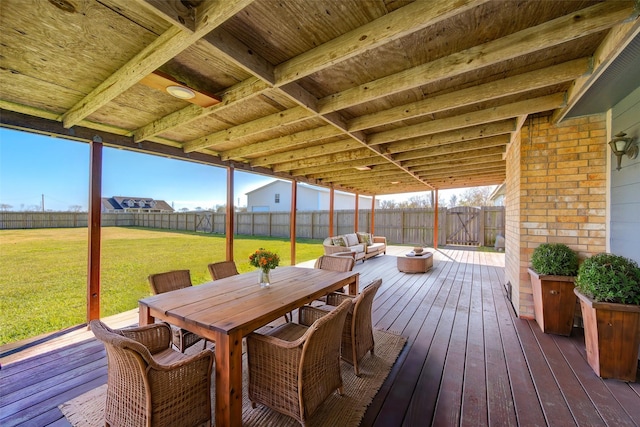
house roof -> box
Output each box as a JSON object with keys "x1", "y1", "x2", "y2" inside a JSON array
[{"x1": 1, "y1": 1, "x2": 638, "y2": 196}]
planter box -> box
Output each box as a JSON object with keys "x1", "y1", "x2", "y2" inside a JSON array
[
  {"x1": 528, "y1": 268, "x2": 576, "y2": 336},
  {"x1": 574, "y1": 288, "x2": 640, "y2": 382}
]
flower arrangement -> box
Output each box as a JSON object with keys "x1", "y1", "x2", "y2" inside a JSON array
[{"x1": 249, "y1": 248, "x2": 280, "y2": 271}]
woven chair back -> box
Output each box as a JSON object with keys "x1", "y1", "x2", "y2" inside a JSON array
[
  {"x1": 208, "y1": 261, "x2": 239, "y2": 280},
  {"x1": 300, "y1": 298, "x2": 352, "y2": 416},
  {"x1": 148, "y1": 269, "x2": 192, "y2": 294},
  {"x1": 314, "y1": 255, "x2": 355, "y2": 272}
]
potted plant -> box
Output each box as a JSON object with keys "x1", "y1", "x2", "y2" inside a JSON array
[
  {"x1": 574, "y1": 253, "x2": 640, "y2": 381},
  {"x1": 528, "y1": 243, "x2": 579, "y2": 336}
]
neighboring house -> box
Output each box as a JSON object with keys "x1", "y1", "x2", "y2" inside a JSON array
[
  {"x1": 101, "y1": 196, "x2": 174, "y2": 213},
  {"x1": 488, "y1": 183, "x2": 505, "y2": 206},
  {"x1": 246, "y1": 181, "x2": 379, "y2": 212}
]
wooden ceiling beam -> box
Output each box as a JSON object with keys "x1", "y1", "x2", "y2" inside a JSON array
[
  {"x1": 369, "y1": 93, "x2": 566, "y2": 145},
  {"x1": 182, "y1": 106, "x2": 312, "y2": 152},
  {"x1": 317, "y1": 2, "x2": 633, "y2": 113},
  {"x1": 274, "y1": 0, "x2": 488, "y2": 84},
  {"x1": 402, "y1": 147, "x2": 506, "y2": 168},
  {"x1": 348, "y1": 58, "x2": 589, "y2": 132},
  {"x1": 384, "y1": 120, "x2": 515, "y2": 154},
  {"x1": 289, "y1": 156, "x2": 388, "y2": 177},
  {"x1": 251, "y1": 138, "x2": 360, "y2": 167},
  {"x1": 61, "y1": 0, "x2": 254, "y2": 128},
  {"x1": 133, "y1": 77, "x2": 271, "y2": 142},
  {"x1": 392, "y1": 135, "x2": 509, "y2": 162},
  {"x1": 411, "y1": 154, "x2": 506, "y2": 171},
  {"x1": 222, "y1": 125, "x2": 344, "y2": 160}
]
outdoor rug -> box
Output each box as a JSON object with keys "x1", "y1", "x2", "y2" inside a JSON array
[{"x1": 59, "y1": 329, "x2": 406, "y2": 426}]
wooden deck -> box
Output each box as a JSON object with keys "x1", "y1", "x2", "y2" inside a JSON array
[{"x1": 2, "y1": 247, "x2": 640, "y2": 426}]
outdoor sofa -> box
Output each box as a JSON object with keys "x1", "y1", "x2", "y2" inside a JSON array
[{"x1": 323, "y1": 232, "x2": 386, "y2": 262}]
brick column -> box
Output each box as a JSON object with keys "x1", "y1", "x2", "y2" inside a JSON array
[{"x1": 505, "y1": 114, "x2": 607, "y2": 318}]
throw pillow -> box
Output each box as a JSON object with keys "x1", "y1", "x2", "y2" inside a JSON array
[
  {"x1": 356, "y1": 232, "x2": 372, "y2": 246},
  {"x1": 331, "y1": 236, "x2": 346, "y2": 247}
]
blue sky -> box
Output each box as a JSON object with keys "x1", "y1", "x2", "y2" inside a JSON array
[
  {"x1": 0, "y1": 128, "x2": 457, "y2": 212},
  {"x1": 0, "y1": 128, "x2": 275, "y2": 211}
]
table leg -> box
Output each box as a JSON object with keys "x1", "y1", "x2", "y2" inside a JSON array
[
  {"x1": 138, "y1": 303, "x2": 152, "y2": 326},
  {"x1": 214, "y1": 331, "x2": 244, "y2": 427},
  {"x1": 347, "y1": 274, "x2": 359, "y2": 295}
]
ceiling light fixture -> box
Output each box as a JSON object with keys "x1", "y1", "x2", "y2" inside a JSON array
[
  {"x1": 608, "y1": 131, "x2": 638, "y2": 171},
  {"x1": 354, "y1": 166, "x2": 371, "y2": 171},
  {"x1": 138, "y1": 70, "x2": 220, "y2": 107},
  {"x1": 166, "y1": 85, "x2": 196, "y2": 100},
  {"x1": 391, "y1": 181, "x2": 400, "y2": 184}
]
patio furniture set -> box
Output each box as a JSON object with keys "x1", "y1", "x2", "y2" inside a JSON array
[{"x1": 91, "y1": 256, "x2": 381, "y2": 426}]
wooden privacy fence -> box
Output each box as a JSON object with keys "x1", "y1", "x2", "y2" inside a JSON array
[{"x1": 0, "y1": 207, "x2": 505, "y2": 247}]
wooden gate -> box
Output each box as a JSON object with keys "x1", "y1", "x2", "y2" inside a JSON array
[{"x1": 446, "y1": 206, "x2": 480, "y2": 246}]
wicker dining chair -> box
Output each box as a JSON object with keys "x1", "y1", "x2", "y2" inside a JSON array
[
  {"x1": 246, "y1": 299, "x2": 352, "y2": 426},
  {"x1": 314, "y1": 254, "x2": 355, "y2": 272},
  {"x1": 147, "y1": 269, "x2": 206, "y2": 352},
  {"x1": 90, "y1": 320, "x2": 214, "y2": 427},
  {"x1": 207, "y1": 260, "x2": 239, "y2": 280},
  {"x1": 301, "y1": 278, "x2": 382, "y2": 375}
]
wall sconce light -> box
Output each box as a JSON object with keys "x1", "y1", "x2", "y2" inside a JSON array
[{"x1": 608, "y1": 131, "x2": 638, "y2": 171}]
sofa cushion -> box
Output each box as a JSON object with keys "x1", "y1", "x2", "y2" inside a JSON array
[
  {"x1": 356, "y1": 232, "x2": 372, "y2": 246},
  {"x1": 331, "y1": 236, "x2": 347, "y2": 247},
  {"x1": 344, "y1": 233, "x2": 359, "y2": 247},
  {"x1": 349, "y1": 244, "x2": 365, "y2": 253},
  {"x1": 366, "y1": 242, "x2": 384, "y2": 253}
]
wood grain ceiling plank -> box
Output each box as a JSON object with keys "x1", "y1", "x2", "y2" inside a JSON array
[
  {"x1": 403, "y1": 148, "x2": 506, "y2": 168},
  {"x1": 317, "y1": 2, "x2": 633, "y2": 114},
  {"x1": 62, "y1": 0, "x2": 254, "y2": 128},
  {"x1": 391, "y1": 135, "x2": 509, "y2": 162},
  {"x1": 348, "y1": 58, "x2": 589, "y2": 132},
  {"x1": 410, "y1": 154, "x2": 505, "y2": 171},
  {"x1": 182, "y1": 106, "x2": 312, "y2": 152},
  {"x1": 289, "y1": 157, "x2": 387, "y2": 177},
  {"x1": 384, "y1": 120, "x2": 515, "y2": 154},
  {"x1": 274, "y1": 0, "x2": 489, "y2": 84},
  {"x1": 251, "y1": 138, "x2": 359, "y2": 167},
  {"x1": 133, "y1": 78, "x2": 271, "y2": 142},
  {"x1": 222, "y1": 126, "x2": 344, "y2": 160},
  {"x1": 368, "y1": 93, "x2": 566, "y2": 145}
]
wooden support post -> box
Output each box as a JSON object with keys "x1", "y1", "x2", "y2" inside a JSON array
[
  {"x1": 433, "y1": 189, "x2": 439, "y2": 249},
  {"x1": 226, "y1": 166, "x2": 234, "y2": 261},
  {"x1": 87, "y1": 136, "x2": 102, "y2": 322},
  {"x1": 354, "y1": 192, "x2": 359, "y2": 232},
  {"x1": 329, "y1": 187, "x2": 335, "y2": 237},
  {"x1": 370, "y1": 195, "x2": 376, "y2": 236},
  {"x1": 290, "y1": 181, "x2": 297, "y2": 265}
]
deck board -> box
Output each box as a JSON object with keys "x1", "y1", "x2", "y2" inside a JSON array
[{"x1": 2, "y1": 246, "x2": 640, "y2": 427}]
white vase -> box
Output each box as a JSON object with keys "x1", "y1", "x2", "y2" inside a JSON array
[{"x1": 259, "y1": 268, "x2": 271, "y2": 287}]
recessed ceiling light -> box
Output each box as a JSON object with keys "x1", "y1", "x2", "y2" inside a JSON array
[
  {"x1": 354, "y1": 166, "x2": 371, "y2": 171},
  {"x1": 391, "y1": 181, "x2": 400, "y2": 184},
  {"x1": 166, "y1": 85, "x2": 196, "y2": 100}
]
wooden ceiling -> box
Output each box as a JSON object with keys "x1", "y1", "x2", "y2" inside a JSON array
[{"x1": 1, "y1": 0, "x2": 638, "y2": 196}]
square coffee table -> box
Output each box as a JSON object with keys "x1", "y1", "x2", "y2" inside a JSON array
[{"x1": 397, "y1": 252, "x2": 433, "y2": 273}]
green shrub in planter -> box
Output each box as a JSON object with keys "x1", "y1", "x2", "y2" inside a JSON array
[
  {"x1": 575, "y1": 253, "x2": 640, "y2": 305},
  {"x1": 530, "y1": 243, "x2": 578, "y2": 276}
]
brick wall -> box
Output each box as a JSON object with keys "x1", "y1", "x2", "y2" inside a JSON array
[{"x1": 505, "y1": 113, "x2": 608, "y2": 318}]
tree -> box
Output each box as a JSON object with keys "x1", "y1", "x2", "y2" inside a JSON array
[
  {"x1": 68, "y1": 205, "x2": 83, "y2": 212},
  {"x1": 458, "y1": 186, "x2": 496, "y2": 207},
  {"x1": 0, "y1": 203, "x2": 12, "y2": 211},
  {"x1": 379, "y1": 200, "x2": 398, "y2": 209},
  {"x1": 449, "y1": 194, "x2": 458, "y2": 207}
]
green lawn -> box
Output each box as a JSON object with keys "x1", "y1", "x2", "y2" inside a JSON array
[{"x1": 0, "y1": 227, "x2": 324, "y2": 345}]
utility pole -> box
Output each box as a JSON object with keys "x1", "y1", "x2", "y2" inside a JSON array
[{"x1": 42, "y1": 194, "x2": 44, "y2": 212}]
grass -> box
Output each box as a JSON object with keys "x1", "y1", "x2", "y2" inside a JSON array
[{"x1": 0, "y1": 227, "x2": 325, "y2": 345}]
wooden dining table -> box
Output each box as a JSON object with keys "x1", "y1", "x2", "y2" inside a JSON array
[{"x1": 138, "y1": 266, "x2": 359, "y2": 427}]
